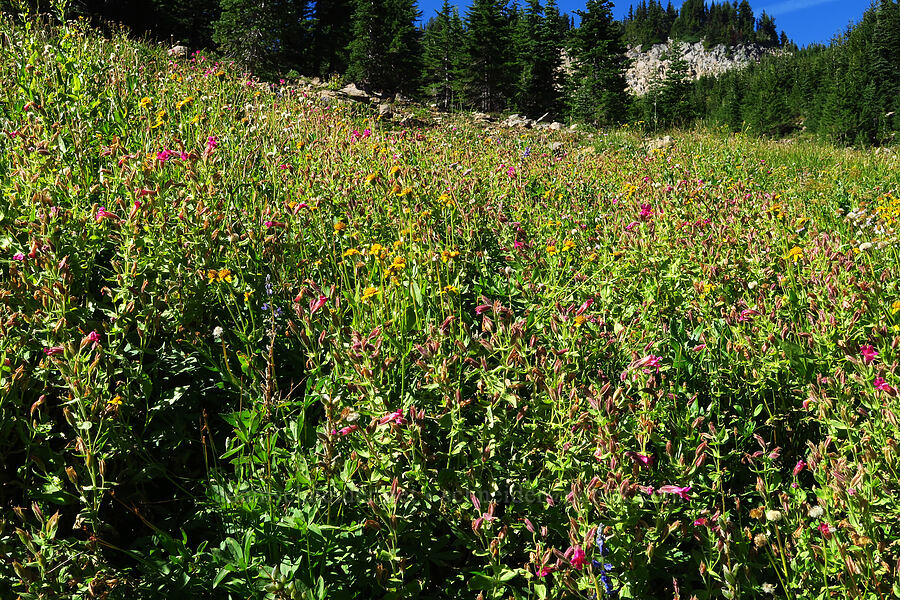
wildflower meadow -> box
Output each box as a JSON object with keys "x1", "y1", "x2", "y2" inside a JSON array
[{"x1": 1, "y1": 13, "x2": 900, "y2": 600}]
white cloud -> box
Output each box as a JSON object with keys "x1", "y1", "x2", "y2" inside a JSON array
[{"x1": 761, "y1": 0, "x2": 841, "y2": 16}]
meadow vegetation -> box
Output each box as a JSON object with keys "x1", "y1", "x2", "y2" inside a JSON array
[{"x1": 1, "y1": 14, "x2": 900, "y2": 600}]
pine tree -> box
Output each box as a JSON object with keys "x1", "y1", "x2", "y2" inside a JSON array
[
  {"x1": 871, "y1": 0, "x2": 900, "y2": 140},
  {"x1": 671, "y1": 0, "x2": 706, "y2": 42},
  {"x1": 214, "y1": 0, "x2": 306, "y2": 75},
  {"x1": 421, "y1": 0, "x2": 465, "y2": 109},
  {"x1": 312, "y1": 0, "x2": 355, "y2": 77},
  {"x1": 463, "y1": 0, "x2": 515, "y2": 112},
  {"x1": 754, "y1": 11, "x2": 778, "y2": 47},
  {"x1": 347, "y1": 0, "x2": 422, "y2": 94},
  {"x1": 512, "y1": 0, "x2": 564, "y2": 117},
  {"x1": 567, "y1": 0, "x2": 628, "y2": 125}
]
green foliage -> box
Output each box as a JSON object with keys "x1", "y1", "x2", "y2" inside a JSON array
[
  {"x1": 693, "y1": 0, "x2": 900, "y2": 146},
  {"x1": 463, "y1": 0, "x2": 516, "y2": 112},
  {"x1": 346, "y1": 0, "x2": 422, "y2": 94},
  {"x1": 421, "y1": 0, "x2": 466, "y2": 110},
  {"x1": 3, "y1": 14, "x2": 900, "y2": 600},
  {"x1": 511, "y1": 0, "x2": 565, "y2": 118},
  {"x1": 568, "y1": 0, "x2": 629, "y2": 126}
]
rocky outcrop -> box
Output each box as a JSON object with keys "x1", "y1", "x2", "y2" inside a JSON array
[{"x1": 626, "y1": 39, "x2": 771, "y2": 96}]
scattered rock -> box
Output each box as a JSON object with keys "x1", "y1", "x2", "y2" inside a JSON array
[
  {"x1": 338, "y1": 83, "x2": 372, "y2": 102},
  {"x1": 167, "y1": 45, "x2": 188, "y2": 58},
  {"x1": 504, "y1": 114, "x2": 534, "y2": 128},
  {"x1": 472, "y1": 112, "x2": 494, "y2": 123},
  {"x1": 377, "y1": 103, "x2": 393, "y2": 119},
  {"x1": 647, "y1": 136, "x2": 674, "y2": 150},
  {"x1": 548, "y1": 121, "x2": 564, "y2": 131}
]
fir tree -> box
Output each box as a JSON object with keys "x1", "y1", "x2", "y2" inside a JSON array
[
  {"x1": 512, "y1": 0, "x2": 564, "y2": 117},
  {"x1": 421, "y1": 0, "x2": 465, "y2": 109},
  {"x1": 463, "y1": 0, "x2": 515, "y2": 112},
  {"x1": 347, "y1": 0, "x2": 422, "y2": 94},
  {"x1": 214, "y1": 0, "x2": 306, "y2": 75},
  {"x1": 567, "y1": 0, "x2": 628, "y2": 125},
  {"x1": 312, "y1": 0, "x2": 355, "y2": 77}
]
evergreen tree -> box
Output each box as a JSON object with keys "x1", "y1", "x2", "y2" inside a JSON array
[
  {"x1": 737, "y1": 0, "x2": 754, "y2": 42},
  {"x1": 658, "y1": 40, "x2": 693, "y2": 127},
  {"x1": 754, "y1": 10, "x2": 778, "y2": 47},
  {"x1": 347, "y1": 0, "x2": 422, "y2": 94},
  {"x1": 312, "y1": 0, "x2": 355, "y2": 77},
  {"x1": 214, "y1": 0, "x2": 307, "y2": 75},
  {"x1": 463, "y1": 0, "x2": 515, "y2": 112},
  {"x1": 567, "y1": 0, "x2": 628, "y2": 125},
  {"x1": 512, "y1": 0, "x2": 564, "y2": 117},
  {"x1": 421, "y1": 0, "x2": 465, "y2": 109},
  {"x1": 671, "y1": 0, "x2": 706, "y2": 42},
  {"x1": 871, "y1": 0, "x2": 900, "y2": 140}
]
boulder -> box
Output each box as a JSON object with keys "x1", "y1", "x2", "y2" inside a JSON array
[{"x1": 167, "y1": 45, "x2": 188, "y2": 58}]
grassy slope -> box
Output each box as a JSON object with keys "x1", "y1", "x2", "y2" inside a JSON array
[{"x1": 1, "y1": 14, "x2": 900, "y2": 600}]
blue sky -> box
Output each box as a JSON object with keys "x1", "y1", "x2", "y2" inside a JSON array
[{"x1": 417, "y1": 0, "x2": 874, "y2": 48}]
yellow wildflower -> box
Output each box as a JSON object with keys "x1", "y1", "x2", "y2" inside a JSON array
[
  {"x1": 343, "y1": 248, "x2": 360, "y2": 258},
  {"x1": 389, "y1": 165, "x2": 400, "y2": 176},
  {"x1": 441, "y1": 250, "x2": 460, "y2": 263},
  {"x1": 108, "y1": 395, "x2": 123, "y2": 406},
  {"x1": 574, "y1": 315, "x2": 586, "y2": 327},
  {"x1": 892, "y1": 300, "x2": 900, "y2": 315},
  {"x1": 365, "y1": 173, "x2": 377, "y2": 185},
  {"x1": 334, "y1": 221, "x2": 347, "y2": 233},
  {"x1": 785, "y1": 247, "x2": 803, "y2": 263},
  {"x1": 547, "y1": 244, "x2": 558, "y2": 255},
  {"x1": 139, "y1": 96, "x2": 152, "y2": 108},
  {"x1": 361, "y1": 286, "x2": 381, "y2": 302},
  {"x1": 562, "y1": 240, "x2": 575, "y2": 252},
  {"x1": 441, "y1": 285, "x2": 459, "y2": 295},
  {"x1": 175, "y1": 96, "x2": 194, "y2": 110},
  {"x1": 369, "y1": 243, "x2": 384, "y2": 256}
]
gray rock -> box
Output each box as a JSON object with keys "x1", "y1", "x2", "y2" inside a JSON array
[
  {"x1": 549, "y1": 121, "x2": 564, "y2": 131},
  {"x1": 377, "y1": 103, "x2": 393, "y2": 118},
  {"x1": 167, "y1": 45, "x2": 188, "y2": 58}
]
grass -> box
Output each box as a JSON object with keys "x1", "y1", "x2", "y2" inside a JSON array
[{"x1": 1, "y1": 12, "x2": 900, "y2": 600}]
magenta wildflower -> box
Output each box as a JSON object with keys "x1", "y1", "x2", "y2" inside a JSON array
[
  {"x1": 576, "y1": 298, "x2": 594, "y2": 316},
  {"x1": 625, "y1": 451, "x2": 653, "y2": 468},
  {"x1": 331, "y1": 424, "x2": 358, "y2": 436},
  {"x1": 95, "y1": 206, "x2": 117, "y2": 222},
  {"x1": 692, "y1": 344, "x2": 706, "y2": 352},
  {"x1": 792, "y1": 459, "x2": 806, "y2": 476},
  {"x1": 206, "y1": 136, "x2": 218, "y2": 150},
  {"x1": 309, "y1": 295, "x2": 327, "y2": 315},
  {"x1": 874, "y1": 377, "x2": 895, "y2": 393},
  {"x1": 624, "y1": 221, "x2": 640, "y2": 231},
  {"x1": 818, "y1": 523, "x2": 833, "y2": 539},
  {"x1": 658, "y1": 485, "x2": 692, "y2": 500},
  {"x1": 378, "y1": 409, "x2": 406, "y2": 426},
  {"x1": 860, "y1": 344, "x2": 878, "y2": 364},
  {"x1": 568, "y1": 546, "x2": 587, "y2": 570},
  {"x1": 87, "y1": 331, "x2": 101, "y2": 343},
  {"x1": 43, "y1": 346, "x2": 64, "y2": 356},
  {"x1": 538, "y1": 566, "x2": 556, "y2": 577},
  {"x1": 13, "y1": 252, "x2": 25, "y2": 261},
  {"x1": 639, "y1": 203, "x2": 653, "y2": 218}
]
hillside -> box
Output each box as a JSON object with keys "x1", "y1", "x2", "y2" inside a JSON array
[{"x1": 2, "y1": 13, "x2": 900, "y2": 600}]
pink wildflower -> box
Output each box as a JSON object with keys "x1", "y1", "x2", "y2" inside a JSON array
[
  {"x1": 569, "y1": 546, "x2": 587, "y2": 570},
  {"x1": 87, "y1": 331, "x2": 101, "y2": 343},
  {"x1": 624, "y1": 221, "x2": 640, "y2": 231},
  {"x1": 625, "y1": 451, "x2": 653, "y2": 468},
  {"x1": 860, "y1": 345, "x2": 878, "y2": 364},
  {"x1": 639, "y1": 203, "x2": 653, "y2": 218},
  {"x1": 378, "y1": 409, "x2": 406, "y2": 426},
  {"x1": 43, "y1": 346, "x2": 64, "y2": 356},
  {"x1": 874, "y1": 377, "x2": 895, "y2": 393},
  {"x1": 95, "y1": 207, "x2": 117, "y2": 222},
  {"x1": 692, "y1": 344, "x2": 706, "y2": 352},
  {"x1": 206, "y1": 136, "x2": 218, "y2": 150},
  {"x1": 818, "y1": 523, "x2": 833, "y2": 539},
  {"x1": 538, "y1": 566, "x2": 556, "y2": 577},
  {"x1": 658, "y1": 485, "x2": 692, "y2": 500},
  {"x1": 331, "y1": 424, "x2": 358, "y2": 436},
  {"x1": 13, "y1": 252, "x2": 25, "y2": 261},
  {"x1": 309, "y1": 295, "x2": 327, "y2": 315},
  {"x1": 576, "y1": 298, "x2": 594, "y2": 316},
  {"x1": 792, "y1": 459, "x2": 806, "y2": 476}
]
